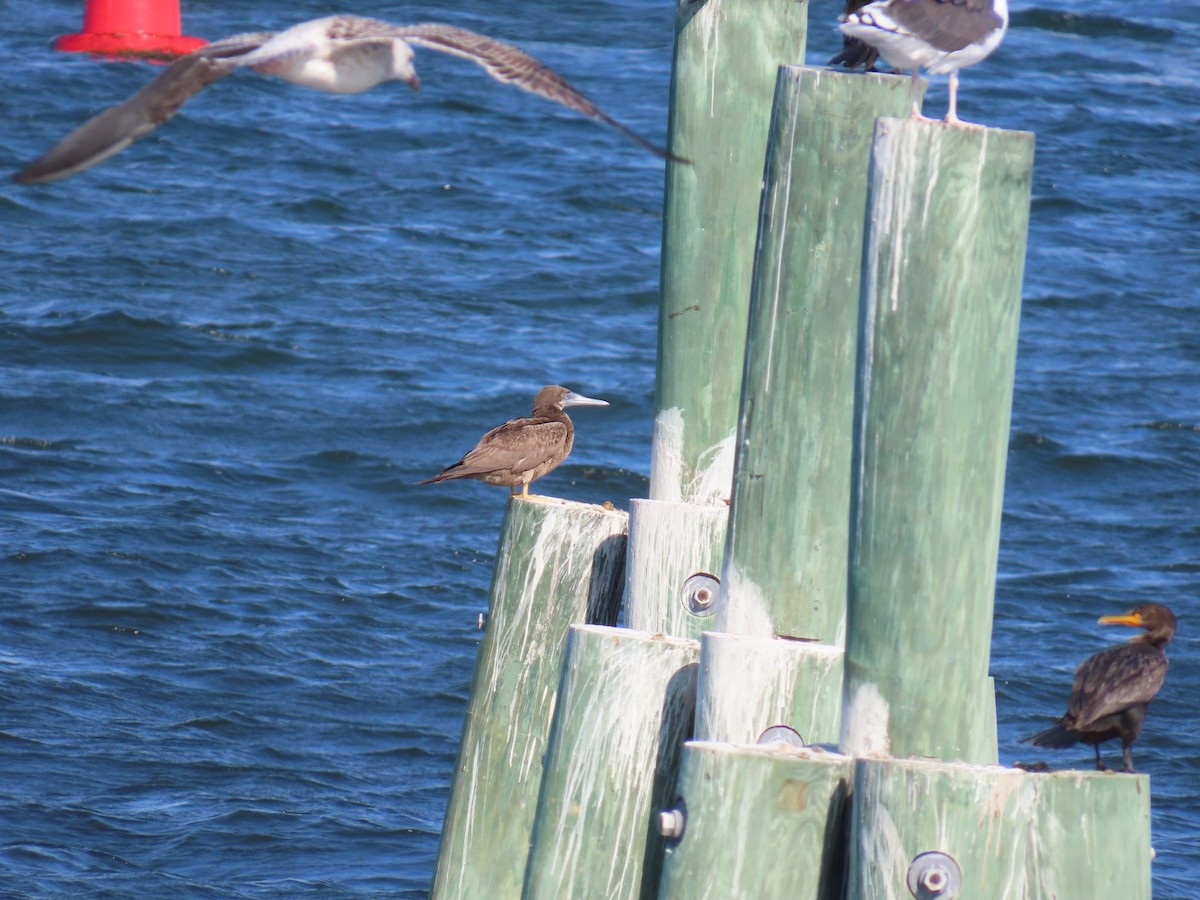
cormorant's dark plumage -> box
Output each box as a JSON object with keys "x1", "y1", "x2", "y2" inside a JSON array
[
  {"x1": 829, "y1": 0, "x2": 880, "y2": 71},
  {"x1": 419, "y1": 385, "x2": 608, "y2": 499},
  {"x1": 1023, "y1": 603, "x2": 1176, "y2": 773}
]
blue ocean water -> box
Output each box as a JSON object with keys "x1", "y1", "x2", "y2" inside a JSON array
[{"x1": 0, "y1": 0, "x2": 1196, "y2": 896}]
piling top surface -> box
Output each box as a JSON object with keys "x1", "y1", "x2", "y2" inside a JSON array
[
  {"x1": 686, "y1": 739, "x2": 852, "y2": 765},
  {"x1": 571, "y1": 622, "x2": 698, "y2": 651},
  {"x1": 859, "y1": 755, "x2": 1151, "y2": 784},
  {"x1": 513, "y1": 495, "x2": 627, "y2": 518},
  {"x1": 701, "y1": 631, "x2": 843, "y2": 658}
]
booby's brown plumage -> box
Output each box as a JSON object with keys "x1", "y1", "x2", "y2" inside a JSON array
[
  {"x1": 1023, "y1": 603, "x2": 1176, "y2": 773},
  {"x1": 419, "y1": 385, "x2": 608, "y2": 499}
]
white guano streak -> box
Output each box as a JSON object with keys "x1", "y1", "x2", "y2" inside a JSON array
[{"x1": 649, "y1": 407, "x2": 736, "y2": 505}]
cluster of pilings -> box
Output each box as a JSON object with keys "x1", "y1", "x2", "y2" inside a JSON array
[{"x1": 430, "y1": 1, "x2": 1153, "y2": 898}]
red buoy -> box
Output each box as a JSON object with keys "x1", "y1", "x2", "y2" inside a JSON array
[{"x1": 55, "y1": 0, "x2": 206, "y2": 58}]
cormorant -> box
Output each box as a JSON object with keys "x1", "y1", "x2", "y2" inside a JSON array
[
  {"x1": 1022, "y1": 603, "x2": 1176, "y2": 773},
  {"x1": 419, "y1": 385, "x2": 608, "y2": 500}
]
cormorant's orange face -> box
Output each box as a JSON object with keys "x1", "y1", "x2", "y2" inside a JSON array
[
  {"x1": 1096, "y1": 604, "x2": 1175, "y2": 640},
  {"x1": 1097, "y1": 610, "x2": 1144, "y2": 628}
]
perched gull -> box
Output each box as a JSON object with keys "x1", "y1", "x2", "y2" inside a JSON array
[
  {"x1": 838, "y1": 0, "x2": 1008, "y2": 125},
  {"x1": 419, "y1": 385, "x2": 609, "y2": 500},
  {"x1": 14, "y1": 14, "x2": 679, "y2": 184}
]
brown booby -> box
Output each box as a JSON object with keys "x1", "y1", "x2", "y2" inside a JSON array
[
  {"x1": 837, "y1": 0, "x2": 1008, "y2": 125},
  {"x1": 419, "y1": 385, "x2": 609, "y2": 500},
  {"x1": 1022, "y1": 604, "x2": 1176, "y2": 773},
  {"x1": 14, "y1": 14, "x2": 680, "y2": 185}
]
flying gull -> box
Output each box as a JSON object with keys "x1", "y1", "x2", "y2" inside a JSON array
[
  {"x1": 419, "y1": 385, "x2": 609, "y2": 500},
  {"x1": 14, "y1": 14, "x2": 679, "y2": 184},
  {"x1": 838, "y1": 0, "x2": 1008, "y2": 125}
]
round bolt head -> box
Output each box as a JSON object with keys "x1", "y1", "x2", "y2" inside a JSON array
[
  {"x1": 657, "y1": 807, "x2": 686, "y2": 839},
  {"x1": 756, "y1": 725, "x2": 806, "y2": 748},
  {"x1": 906, "y1": 850, "x2": 961, "y2": 898},
  {"x1": 680, "y1": 573, "x2": 720, "y2": 616}
]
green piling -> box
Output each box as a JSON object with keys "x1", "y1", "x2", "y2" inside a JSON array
[
  {"x1": 720, "y1": 67, "x2": 919, "y2": 641},
  {"x1": 651, "y1": 0, "x2": 809, "y2": 505},
  {"x1": 694, "y1": 632, "x2": 842, "y2": 746},
  {"x1": 845, "y1": 758, "x2": 1151, "y2": 899},
  {"x1": 657, "y1": 741, "x2": 852, "y2": 900},
  {"x1": 431, "y1": 499, "x2": 628, "y2": 899},
  {"x1": 623, "y1": 499, "x2": 727, "y2": 639},
  {"x1": 1024, "y1": 770, "x2": 1152, "y2": 898},
  {"x1": 847, "y1": 758, "x2": 1033, "y2": 899},
  {"x1": 524, "y1": 625, "x2": 699, "y2": 900},
  {"x1": 841, "y1": 120, "x2": 1035, "y2": 763}
]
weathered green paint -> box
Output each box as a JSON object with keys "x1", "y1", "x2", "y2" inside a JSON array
[
  {"x1": 658, "y1": 741, "x2": 852, "y2": 900},
  {"x1": 432, "y1": 499, "x2": 628, "y2": 899},
  {"x1": 721, "y1": 68, "x2": 920, "y2": 642},
  {"x1": 651, "y1": 0, "x2": 809, "y2": 505},
  {"x1": 847, "y1": 758, "x2": 1031, "y2": 899},
  {"x1": 846, "y1": 758, "x2": 1150, "y2": 899},
  {"x1": 524, "y1": 625, "x2": 699, "y2": 900},
  {"x1": 623, "y1": 499, "x2": 728, "y2": 639},
  {"x1": 1024, "y1": 769, "x2": 1151, "y2": 898},
  {"x1": 980, "y1": 676, "x2": 998, "y2": 764},
  {"x1": 842, "y1": 120, "x2": 1034, "y2": 763},
  {"x1": 694, "y1": 632, "x2": 842, "y2": 746}
]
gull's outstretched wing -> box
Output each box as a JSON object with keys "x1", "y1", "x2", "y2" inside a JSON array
[
  {"x1": 13, "y1": 32, "x2": 273, "y2": 184},
  {"x1": 396, "y1": 23, "x2": 683, "y2": 162}
]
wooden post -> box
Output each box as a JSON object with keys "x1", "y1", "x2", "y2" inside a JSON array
[
  {"x1": 432, "y1": 499, "x2": 628, "y2": 899},
  {"x1": 623, "y1": 499, "x2": 728, "y2": 639},
  {"x1": 841, "y1": 120, "x2": 1034, "y2": 763},
  {"x1": 652, "y1": 0, "x2": 809, "y2": 505},
  {"x1": 1024, "y1": 770, "x2": 1152, "y2": 898},
  {"x1": 720, "y1": 68, "x2": 919, "y2": 641},
  {"x1": 524, "y1": 625, "x2": 699, "y2": 900},
  {"x1": 694, "y1": 632, "x2": 842, "y2": 746},
  {"x1": 846, "y1": 758, "x2": 1151, "y2": 899},
  {"x1": 657, "y1": 741, "x2": 852, "y2": 900},
  {"x1": 847, "y1": 758, "x2": 1030, "y2": 899}
]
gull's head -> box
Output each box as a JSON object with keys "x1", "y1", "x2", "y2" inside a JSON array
[{"x1": 390, "y1": 39, "x2": 420, "y2": 92}]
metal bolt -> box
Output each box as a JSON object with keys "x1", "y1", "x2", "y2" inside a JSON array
[
  {"x1": 906, "y1": 851, "x2": 961, "y2": 899},
  {"x1": 657, "y1": 807, "x2": 686, "y2": 839},
  {"x1": 757, "y1": 725, "x2": 806, "y2": 748},
  {"x1": 921, "y1": 868, "x2": 948, "y2": 892},
  {"x1": 680, "y1": 573, "x2": 720, "y2": 617}
]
